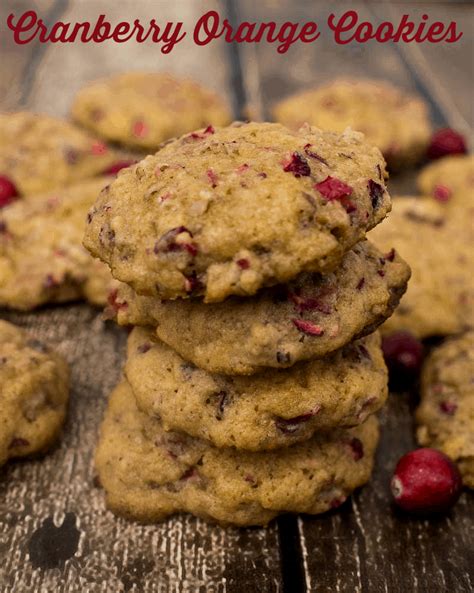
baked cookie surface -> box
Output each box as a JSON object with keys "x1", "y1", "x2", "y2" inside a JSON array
[
  {"x1": 126, "y1": 328, "x2": 387, "y2": 451},
  {"x1": 0, "y1": 177, "x2": 117, "y2": 310},
  {"x1": 84, "y1": 121, "x2": 391, "y2": 302},
  {"x1": 71, "y1": 72, "x2": 232, "y2": 150},
  {"x1": 0, "y1": 112, "x2": 118, "y2": 196},
  {"x1": 272, "y1": 79, "x2": 432, "y2": 170},
  {"x1": 0, "y1": 320, "x2": 69, "y2": 467},
  {"x1": 110, "y1": 240, "x2": 409, "y2": 375},
  {"x1": 95, "y1": 380, "x2": 379, "y2": 526},
  {"x1": 417, "y1": 154, "x2": 474, "y2": 217},
  {"x1": 370, "y1": 197, "x2": 473, "y2": 338},
  {"x1": 416, "y1": 332, "x2": 474, "y2": 488}
]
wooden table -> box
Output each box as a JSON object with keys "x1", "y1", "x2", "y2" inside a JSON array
[{"x1": 0, "y1": 1, "x2": 472, "y2": 591}]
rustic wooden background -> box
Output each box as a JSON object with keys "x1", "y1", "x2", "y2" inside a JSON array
[{"x1": 0, "y1": 1, "x2": 473, "y2": 592}]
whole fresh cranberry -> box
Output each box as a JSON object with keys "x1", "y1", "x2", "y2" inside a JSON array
[
  {"x1": 103, "y1": 160, "x2": 136, "y2": 175},
  {"x1": 382, "y1": 331, "x2": 423, "y2": 386},
  {"x1": 426, "y1": 129, "x2": 467, "y2": 160},
  {"x1": 0, "y1": 175, "x2": 19, "y2": 208},
  {"x1": 391, "y1": 448, "x2": 463, "y2": 514}
]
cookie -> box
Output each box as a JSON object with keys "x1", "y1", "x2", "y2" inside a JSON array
[
  {"x1": 0, "y1": 177, "x2": 118, "y2": 310},
  {"x1": 71, "y1": 72, "x2": 232, "y2": 150},
  {"x1": 416, "y1": 332, "x2": 474, "y2": 488},
  {"x1": 417, "y1": 154, "x2": 474, "y2": 216},
  {"x1": 272, "y1": 79, "x2": 432, "y2": 169},
  {"x1": 370, "y1": 197, "x2": 473, "y2": 338},
  {"x1": 95, "y1": 380, "x2": 379, "y2": 525},
  {"x1": 110, "y1": 240, "x2": 409, "y2": 375},
  {"x1": 126, "y1": 327, "x2": 387, "y2": 451},
  {"x1": 0, "y1": 320, "x2": 69, "y2": 467},
  {"x1": 0, "y1": 112, "x2": 120, "y2": 196},
  {"x1": 84, "y1": 121, "x2": 391, "y2": 302}
]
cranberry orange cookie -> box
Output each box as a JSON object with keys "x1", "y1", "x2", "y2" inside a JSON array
[
  {"x1": 95, "y1": 380, "x2": 379, "y2": 525},
  {"x1": 417, "y1": 154, "x2": 474, "y2": 214},
  {"x1": 0, "y1": 177, "x2": 117, "y2": 310},
  {"x1": 109, "y1": 241, "x2": 409, "y2": 375},
  {"x1": 71, "y1": 72, "x2": 232, "y2": 151},
  {"x1": 0, "y1": 112, "x2": 119, "y2": 197},
  {"x1": 273, "y1": 79, "x2": 431, "y2": 169},
  {"x1": 370, "y1": 198, "x2": 474, "y2": 338},
  {"x1": 126, "y1": 328, "x2": 387, "y2": 451},
  {"x1": 84, "y1": 122, "x2": 391, "y2": 302},
  {"x1": 416, "y1": 332, "x2": 474, "y2": 488},
  {"x1": 0, "y1": 320, "x2": 69, "y2": 467}
]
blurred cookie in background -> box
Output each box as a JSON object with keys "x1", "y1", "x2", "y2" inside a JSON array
[
  {"x1": 71, "y1": 72, "x2": 232, "y2": 151},
  {"x1": 0, "y1": 111, "x2": 120, "y2": 199},
  {"x1": 273, "y1": 78, "x2": 432, "y2": 170}
]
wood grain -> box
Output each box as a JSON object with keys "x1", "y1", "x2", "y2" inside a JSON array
[{"x1": 1, "y1": 0, "x2": 473, "y2": 591}]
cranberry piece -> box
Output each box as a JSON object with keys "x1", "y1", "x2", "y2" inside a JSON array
[
  {"x1": 391, "y1": 448, "x2": 463, "y2": 514},
  {"x1": 303, "y1": 144, "x2": 328, "y2": 166},
  {"x1": 189, "y1": 125, "x2": 215, "y2": 140},
  {"x1": 0, "y1": 175, "x2": 19, "y2": 208},
  {"x1": 439, "y1": 401, "x2": 457, "y2": 415},
  {"x1": 184, "y1": 271, "x2": 203, "y2": 294},
  {"x1": 91, "y1": 141, "x2": 108, "y2": 155},
  {"x1": 282, "y1": 152, "x2": 311, "y2": 177},
  {"x1": 289, "y1": 292, "x2": 331, "y2": 314},
  {"x1": 137, "y1": 343, "x2": 151, "y2": 354},
  {"x1": 427, "y1": 129, "x2": 467, "y2": 160},
  {"x1": 384, "y1": 248, "x2": 396, "y2": 262},
  {"x1": 368, "y1": 179, "x2": 384, "y2": 209},
  {"x1": 154, "y1": 226, "x2": 197, "y2": 256},
  {"x1": 356, "y1": 277, "x2": 365, "y2": 290},
  {"x1": 107, "y1": 289, "x2": 128, "y2": 313},
  {"x1": 132, "y1": 120, "x2": 149, "y2": 138},
  {"x1": 237, "y1": 258, "x2": 250, "y2": 270},
  {"x1": 207, "y1": 168, "x2": 218, "y2": 188},
  {"x1": 433, "y1": 184, "x2": 452, "y2": 202},
  {"x1": 292, "y1": 319, "x2": 324, "y2": 336},
  {"x1": 314, "y1": 176, "x2": 356, "y2": 213},
  {"x1": 348, "y1": 437, "x2": 364, "y2": 461},
  {"x1": 330, "y1": 497, "x2": 347, "y2": 509},
  {"x1": 103, "y1": 160, "x2": 136, "y2": 175},
  {"x1": 8, "y1": 437, "x2": 30, "y2": 449},
  {"x1": 382, "y1": 331, "x2": 423, "y2": 385},
  {"x1": 275, "y1": 407, "x2": 321, "y2": 434}
]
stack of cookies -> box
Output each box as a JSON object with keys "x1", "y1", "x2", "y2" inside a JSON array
[{"x1": 83, "y1": 121, "x2": 411, "y2": 526}]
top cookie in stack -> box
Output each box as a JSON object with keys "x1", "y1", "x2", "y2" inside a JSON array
[{"x1": 83, "y1": 121, "x2": 392, "y2": 303}]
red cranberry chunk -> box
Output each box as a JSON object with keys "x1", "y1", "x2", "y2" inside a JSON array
[
  {"x1": 0, "y1": 175, "x2": 19, "y2": 208},
  {"x1": 132, "y1": 120, "x2": 149, "y2": 138},
  {"x1": 433, "y1": 184, "x2": 452, "y2": 203},
  {"x1": 314, "y1": 176, "x2": 356, "y2": 213},
  {"x1": 103, "y1": 160, "x2": 136, "y2": 175},
  {"x1": 237, "y1": 258, "x2": 250, "y2": 270},
  {"x1": 283, "y1": 152, "x2": 311, "y2": 177},
  {"x1": 107, "y1": 288, "x2": 128, "y2": 312},
  {"x1": 154, "y1": 227, "x2": 197, "y2": 256},
  {"x1": 8, "y1": 437, "x2": 30, "y2": 449},
  {"x1": 348, "y1": 437, "x2": 364, "y2": 461},
  {"x1": 275, "y1": 408, "x2": 320, "y2": 434},
  {"x1": 427, "y1": 128, "x2": 467, "y2": 160},
  {"x1": 391, "y1": 448, "x2": 463, "y2": 514},
  {"x1": 439, "y1": 401, "x2": 457, "y2": 415},
  {"x1": 292, "y1": 319, "x2": 324, "y2": 336}
]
